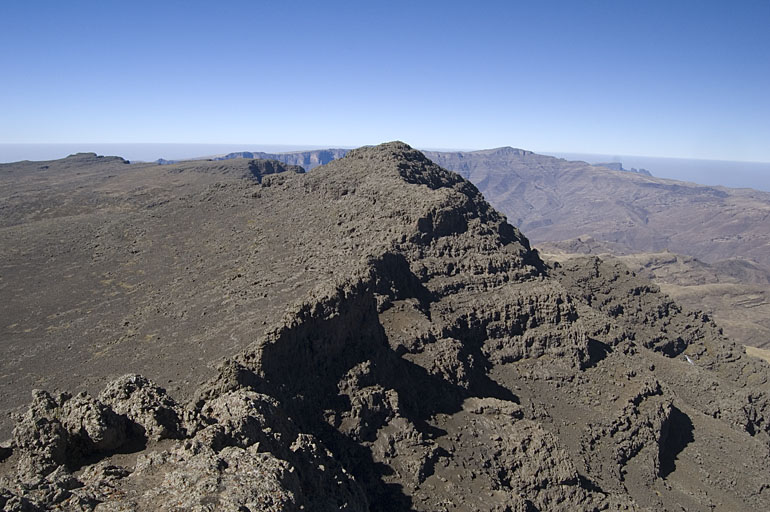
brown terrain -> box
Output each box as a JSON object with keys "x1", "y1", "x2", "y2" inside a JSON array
[{"x1": 1, "y1": 143, "x2": 770, "y2": 510}]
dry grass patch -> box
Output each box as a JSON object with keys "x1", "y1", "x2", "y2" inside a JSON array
[{"x1": 746, "y1": 345, "x2": 770, "y2": 364}]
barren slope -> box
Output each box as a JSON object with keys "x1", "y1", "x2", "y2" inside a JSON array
[{"x1": 0, "y1": 155, "x2": 306, "y2": 436}]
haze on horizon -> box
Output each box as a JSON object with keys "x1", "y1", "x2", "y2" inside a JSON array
[{"x1": 1, "y1": 0, "x2": 769, "y2": 164}]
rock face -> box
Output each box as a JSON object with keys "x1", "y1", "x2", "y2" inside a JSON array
[
  {"x1": 246, "y1": 159, "x2": 304, "y2": 182},
  {"x1": 98, "y1": 374, "x2": 185, "y2": 441},
  {"x1": 2, "y1": 142, "x2": 770, "y2": 510},
  {"x1": 423, "y1": 146, "x2": 770, "y2": 352}
]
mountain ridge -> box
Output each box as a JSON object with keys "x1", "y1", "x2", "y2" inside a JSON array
[
  {"x1": 2, "y1": 143, "x2": 770, "y2": 510},
  {"x1": 220, "y1": 144, "x2": 770, "y2": 269}
]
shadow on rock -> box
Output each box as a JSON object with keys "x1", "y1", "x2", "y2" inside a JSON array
[
  {"x1": 585, "y1": 338, "x2": 613, "y2": 368},
  {"x1": 659, "y1": 405, "x2": 694, "y2": 478}
]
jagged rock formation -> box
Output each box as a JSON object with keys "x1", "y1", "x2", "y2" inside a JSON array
[
  {"x1": 540, "y1": 245, "x2": 770, "y2": 350},
  {"x1": 2, "y1": 143, "x2": 770, "y2": 510}
]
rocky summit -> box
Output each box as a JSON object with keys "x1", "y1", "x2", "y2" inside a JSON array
[{"x1": 2, "y1": 142, "x2": 770, "y2": 511}]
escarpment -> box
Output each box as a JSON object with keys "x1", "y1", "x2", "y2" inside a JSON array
[{"x1": 2, "y1": 142, "x2": 770, "y2": 511}]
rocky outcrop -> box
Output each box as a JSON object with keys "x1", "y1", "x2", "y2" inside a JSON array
[
  {"x1": 423, "y1": 397, "x2": 634, "y2": 512},
  {"x1": 1, "y1": 383, "x2": 368, "y2": 511},
  {"x1": 584, "y1": 377, "x2": 672, "y2": 484},
  {"x1": 246, "y1": 159, "x2": 304, "y2": 183},
  {"x1": 554, "y1": 256, "x2": 720, "y2": 356},
  {"x1": 12, "y1": 390, "x2": 127, "y2": 481},
  {"x1": 98, "y1": 374, "x2": 185, "y2": 442}
]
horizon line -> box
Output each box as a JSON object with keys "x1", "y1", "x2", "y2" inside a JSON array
[{"x1": 1, "y1": 142, "x2": 769, "y2": 165}]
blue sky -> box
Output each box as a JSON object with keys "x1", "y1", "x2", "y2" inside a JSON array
[{"x1": 1, "y1": 0, "x2": 769, "y2": 162}]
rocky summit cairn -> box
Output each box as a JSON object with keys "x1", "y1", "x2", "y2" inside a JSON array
[{"x1": 2, "y1": 142, "x2": 770, "y2": 511}]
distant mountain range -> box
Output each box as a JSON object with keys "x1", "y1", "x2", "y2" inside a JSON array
[
  {"x1": 213, "y1": 148, "x2": 349, "y2": 170},
  {"x1": 211, "y1": 148, "x2": 651, "y2": 175},
  {"x1": 424, "y1": 147, "x2": 770, "y2": 351},
  {"x1": 547, "y1": 151, "x2": 770, "y2": 191},
  {"x1": 421, "y1": 147, "x2": 770, "y2": 270}
]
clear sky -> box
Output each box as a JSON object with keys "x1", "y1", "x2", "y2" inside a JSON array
[{"x1": 1, "y1": 0, "x2": 768, "y2": 162}]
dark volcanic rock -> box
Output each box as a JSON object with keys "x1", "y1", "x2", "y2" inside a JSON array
[
  {"x1": 11, "y1": 390, "x2": 128, "y2": 480},
  {"x1": 98, "y1": 374, "x2": 185, "y2": 441},
  {"x1": 553, "y1": 256, "x2": 718, "y2": 356},
  {"x1": 1, "y1": 142, "x2": 770, "y2": 511}
]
